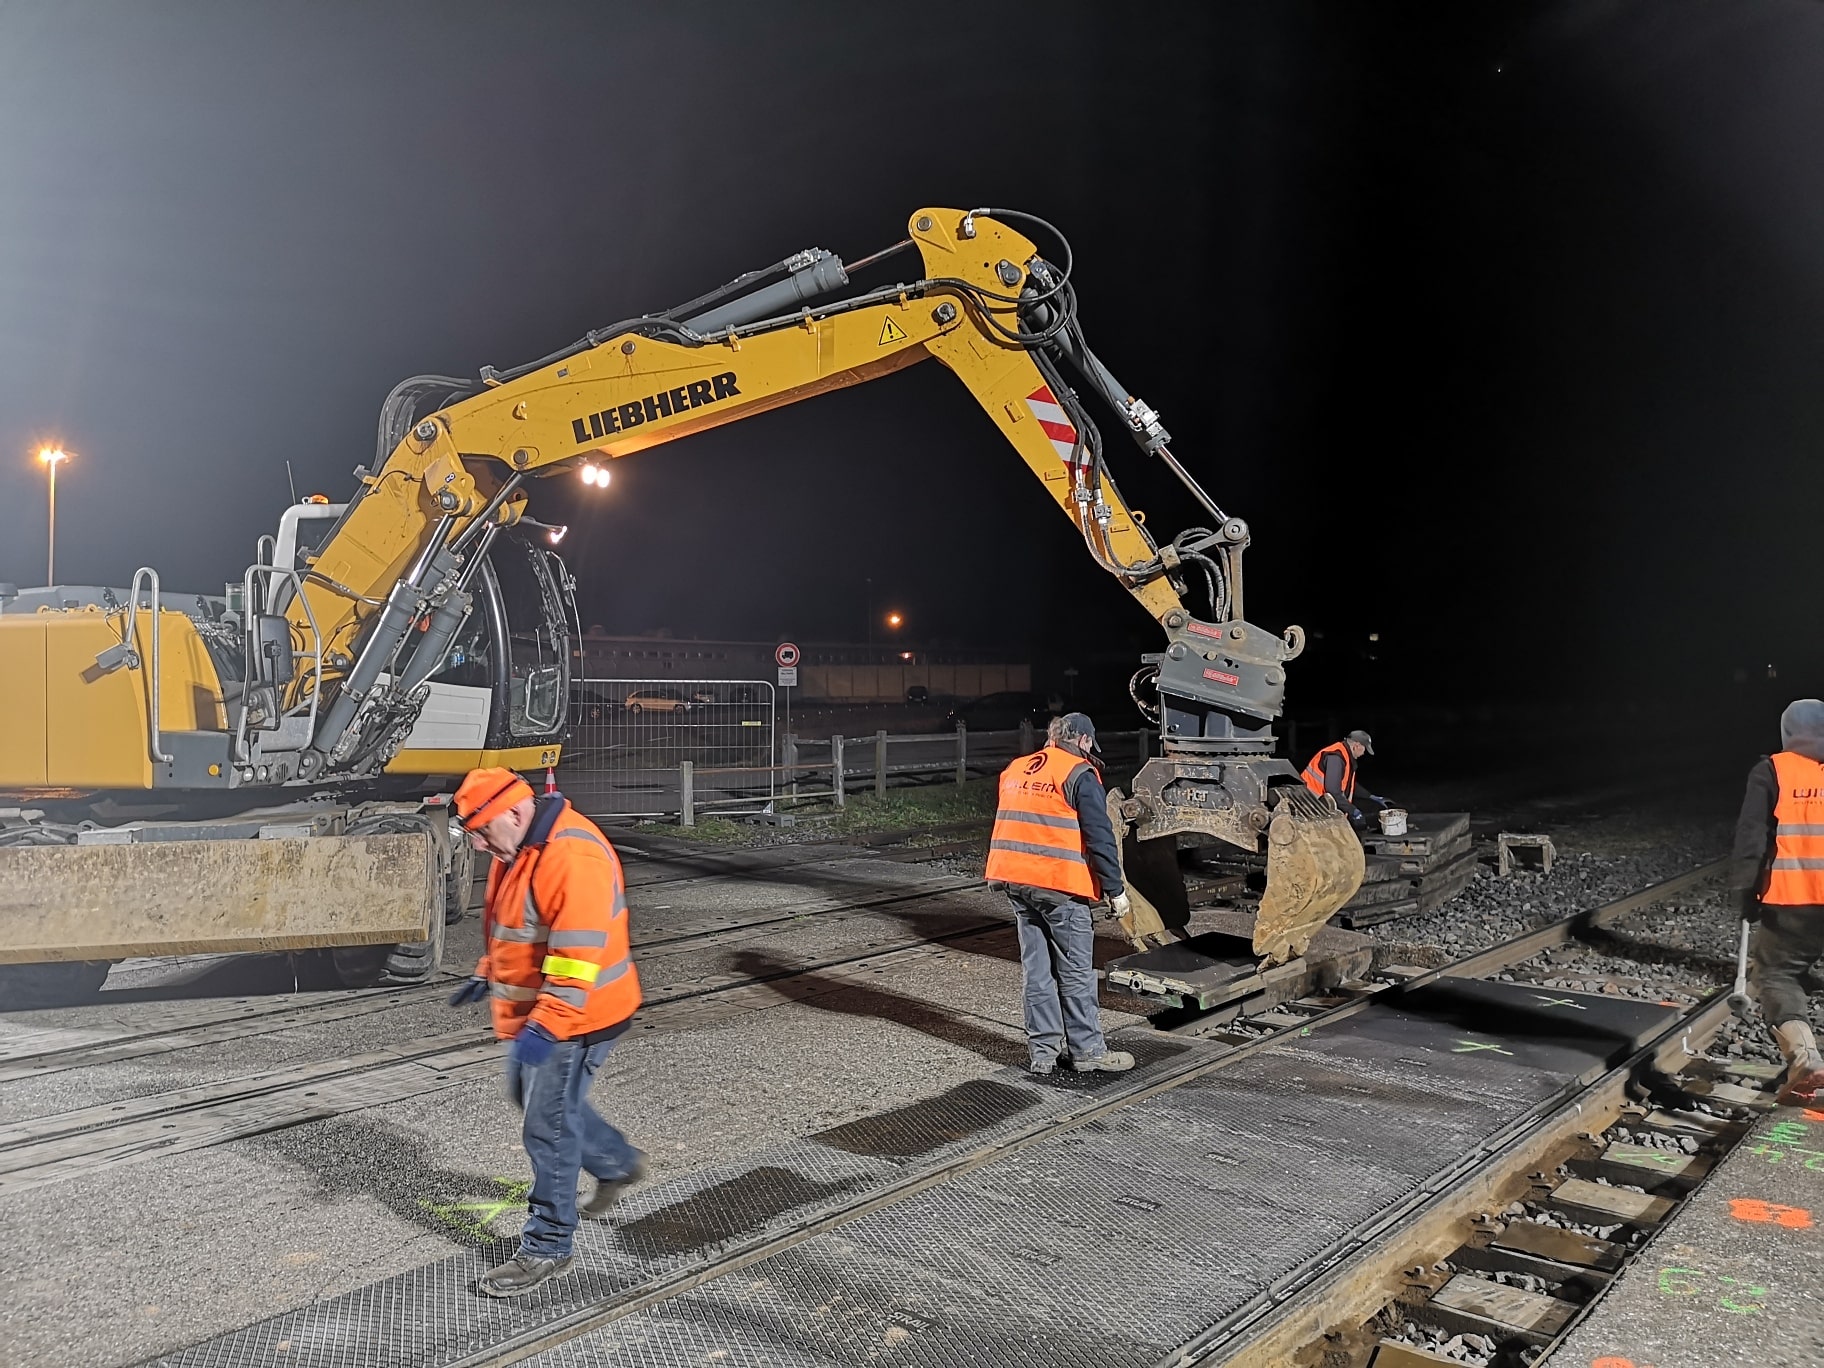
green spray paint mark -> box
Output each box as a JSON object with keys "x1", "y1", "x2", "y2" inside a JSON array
[
  {"x1": 1656, "y1": 1267, "x2": 1766, "y2": 1315},
  {"x1": 418, "y1": 1177, "x2": 531, "y2": 1241},
  {"x1": 1452, "y1": 1039, "x2": 1516, "y2": 1056}
]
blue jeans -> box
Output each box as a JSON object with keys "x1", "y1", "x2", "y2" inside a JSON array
[
  {"x1": 1007, "y1": 889, "x2": 1108, "y2": 1068},
  {"x1": 505, "y1": 1033, "x2": 641, "y2": 1259}
]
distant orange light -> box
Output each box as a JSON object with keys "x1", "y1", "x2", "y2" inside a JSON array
[{"x1": 886, "y1": 612, "x2": 903, "y2": 629}]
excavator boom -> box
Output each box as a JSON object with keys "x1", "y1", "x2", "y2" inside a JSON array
[{"x1": 279, "y1": 206, "x2": 1359, "y2": 960}]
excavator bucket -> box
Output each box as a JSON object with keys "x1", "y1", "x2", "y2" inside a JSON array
[
  {"x1": 1253, "y1": 787, "x2": 1364, "y2": 963},
  {"x1": 1105, "y1": 788, "x2": 1177, "y2": 952}
]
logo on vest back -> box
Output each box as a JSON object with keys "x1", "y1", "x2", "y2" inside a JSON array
[
  {"x1": 571, "y1": 372, "x2": 741, "y2": 445},
  {"x1": 1024, "y1": 754, "x2": 1046, "y2": 775}
]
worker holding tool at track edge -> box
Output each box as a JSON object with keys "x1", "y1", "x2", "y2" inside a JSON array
[
  {"x1": 1300, "y1": 729, "x2": 1391, "y2": 833},
  {"x1": 447, "y1": 767, "x2": 647, "y2": 1297},
  {"x1": 986, "y1": 713, "x2": 1136, "y2": 1076},
  {"x1": 1732, "y1": 699, "x2": 1824, "y2": 1105}
]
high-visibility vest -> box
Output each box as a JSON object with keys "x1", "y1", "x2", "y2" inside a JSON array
[
  {"x1": 477, "y1": 798, "x2": 642, "y2": 1039},
  {"x1": 1301, "y1": 741, "x2": 1355, "y2": 804},
  {"x1": 985, "y1": 745, "x2": 1099, "y2": 898},
  {"x1": 1765, "y1": 751, "x2": 1824, "y2": 906}
]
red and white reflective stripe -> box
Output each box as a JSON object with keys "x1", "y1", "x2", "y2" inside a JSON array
[{"x1": 1025, "y1": 385, "x2": 1089, "y2": 472}]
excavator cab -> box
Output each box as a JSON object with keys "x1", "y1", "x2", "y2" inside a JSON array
[{"x1": 266, "y1": 502, "x2": 574, "y2": 776}]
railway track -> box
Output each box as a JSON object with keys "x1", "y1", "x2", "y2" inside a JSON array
[
  {"x1": 142, "y1": 858, "x2": 1741, "y2": 1368},
  {"x1": 0, "y1": 836, "x2": 984, "y2": 1083},
  {"x1": 0, "y1": 872, "x2": 1003, "y2": 1196}
]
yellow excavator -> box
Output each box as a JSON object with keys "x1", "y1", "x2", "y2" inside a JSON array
[{"x1": 0, "y1": 206, "x2": 1361, "y2": 1005}]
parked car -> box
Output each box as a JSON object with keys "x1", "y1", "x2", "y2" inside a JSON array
[
  {"x1": 624, "y1": 687, "x2": 694, "y2": 715},
  {"x1": 945, "y1": 691, "x2": 1057, "y2": 733},
  {"x1": 572, "y1": 682, "x2": 622, "y2": 725},
  {"x1": 905, "y1": 685, "x2": 930, "y2": 704}
]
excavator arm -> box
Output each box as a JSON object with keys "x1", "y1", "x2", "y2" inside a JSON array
[{"x1": 286, "y1": 206, "x2": 1362, "y2": 960}]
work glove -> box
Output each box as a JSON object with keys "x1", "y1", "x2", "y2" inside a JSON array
[
  {"x1": 1348, "y1": 808, "x2": 1368, "y2": 832},
  {"x1": 509, "y1": 1020, "x2": 558, "y2": 1069},
  {"x1": 448, "y1": 975, "x2": 488, "y2": 1007},
  {"x1": 1371, "y1": 794, "x2": 1394, "y2": 809},
  {"x1": 1107, "y1": 892, "x2": 1132, "y2": 920},
  {"x1": 1739, "y1": 889, "x2": 1764, "y2": 924}
]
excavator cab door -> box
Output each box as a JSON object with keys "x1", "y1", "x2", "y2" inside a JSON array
[{"x1": 481, "y1": 535, "x2": 573, "y2": 750}]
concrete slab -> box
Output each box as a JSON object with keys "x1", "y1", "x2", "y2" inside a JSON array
[{"x1": 1556, "y1": 1104, "x2": 1824, "y2": 1367}]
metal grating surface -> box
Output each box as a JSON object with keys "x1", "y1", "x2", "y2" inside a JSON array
[
  {"x1": 526, "y1": 990, "x2": 1678, "y2": 1368},
  {"x1": 145, "y1": 1037, "x2": 1190, "y2": 1368},
  {"x1": 156, "y1": 990, "x2": 1675, "y2": 1368}
]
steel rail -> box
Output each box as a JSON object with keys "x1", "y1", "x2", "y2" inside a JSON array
[
  {"x1": 439, "y1": 858, "x2": 1730, "y2": 1368},
  {"x1": 0, "y1": 851, "x2": 986, "y2": 1080},
  {"x1": 0, "y1": 890, "x2": 1014, "y2": 1182},
  {"x1": 1170, "y1": 982, "x2": 1733, "y2": 1364}
]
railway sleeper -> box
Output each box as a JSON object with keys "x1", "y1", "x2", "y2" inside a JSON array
[{"x1": 1358, "y1": 1064, "x2": 1779, "y2": 1368}]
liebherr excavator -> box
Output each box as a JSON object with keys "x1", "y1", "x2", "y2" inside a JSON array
[{"x1": 0, "y1": 206, "x2": 1361, "y2": 1007}]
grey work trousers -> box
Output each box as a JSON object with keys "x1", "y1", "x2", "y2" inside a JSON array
[
  {"x1": 1752, "y1": 905, "x2": 1824, "y2": 1027},
  {"x1": 1006, "y1": 887, "x2": 1108, "y2": 1068}
]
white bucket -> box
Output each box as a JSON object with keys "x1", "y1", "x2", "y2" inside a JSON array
[{"x1": 1378, "y1": 808, "x2": 1408, "y2": 836}]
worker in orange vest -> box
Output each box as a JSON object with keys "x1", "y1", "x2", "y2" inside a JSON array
[
  {"x1": 1733, "y1": 700, "x2": 1824, "y2": 1103},
  {"x1": 447, "y1": 768, "x2": 646, "y2": 1297},
  {"x1": 985, "y1": 712, "x2": 1134, "y2": 1076},
  {"x1": 1300, "y1": 729, "x2": 1390, "y2": 831}
]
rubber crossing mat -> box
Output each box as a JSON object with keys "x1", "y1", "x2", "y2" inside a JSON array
[{"x1": 150, "y1": 982, "x2": 1678, "y2": 1368}]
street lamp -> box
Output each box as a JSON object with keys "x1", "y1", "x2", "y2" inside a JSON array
[
  {"x1": 36, "y1": 447, "x2": 71, "y2": 585},
  {"x1": 885, "y1": 611, "x2": 903, "y2": 630}
]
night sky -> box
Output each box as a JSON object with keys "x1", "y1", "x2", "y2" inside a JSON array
[{"x1": 2, "y1": 2, "x2": 1820, "y2": 709}]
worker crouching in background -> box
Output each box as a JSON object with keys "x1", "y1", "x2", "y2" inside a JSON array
[
  {"x1": 986, "y1": 713, "x2": 1134, "y2": 1076},
  {"x1": 1301, "y1": 729, "x2": 1394, "y2": 833},
  {"x1": 1734, "y1": 700, "x2": 1824, "y2": 1104},
  {"x1": 448, "y1": 768, "x2": 647, "y2": 1297}
]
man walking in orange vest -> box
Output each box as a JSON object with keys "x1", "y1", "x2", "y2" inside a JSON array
[
  {"x1": 447, "y1": 768, "x2": 646, "y2": 1296},
  {"x1": 986, "y1": 713, "x2": 1134, "y2": 1075},
  {"x1": 1733, "y1": 700, "x2": 1824, "y2": 1104}
]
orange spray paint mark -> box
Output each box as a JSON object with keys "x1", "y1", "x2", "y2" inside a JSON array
[
  {"x1": 1728, "y1": 1198, "x2": 1813, "y2": 1228},
  {"x1": 1802, "y1": 1108, "x2": 1824, "y2": 1123}
]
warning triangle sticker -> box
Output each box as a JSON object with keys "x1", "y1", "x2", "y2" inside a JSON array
[{"x1": 877, "y1": 316, "x2": 909, "y2": 346}]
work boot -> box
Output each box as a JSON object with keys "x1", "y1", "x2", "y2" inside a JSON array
[
  {"x1": 476, "y1": 1252, "x2": 574, "y2": 1298},
  {"x1": 579, "y1": 1154, "x2": 648, "y2": 1219},
  {"x1": 1068, "y1": 1051, "x2": 1135, "y2": 1073},
  {"x1": 1774, "y1": 1020, "x2": 1824, "y2": 1105}
]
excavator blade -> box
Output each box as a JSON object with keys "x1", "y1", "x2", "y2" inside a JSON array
[
  {"x1": 1253, "y1": 787, "x2": 1364, "y2": 963},
  {"x1": 1105, "y1": 788, "x2": 1175, "y2": 951}
]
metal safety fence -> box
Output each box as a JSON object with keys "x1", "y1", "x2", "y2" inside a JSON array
[
  {"x1": 561, "y1": 678, "x2": 776, "y2": 817},
  {"x1": 559, "y1": 697, "x2": 1156, "y2": 824}
]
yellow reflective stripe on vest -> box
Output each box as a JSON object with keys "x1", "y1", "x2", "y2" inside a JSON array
[
  {"x1": 989, "y1": 837, "x2": 1088, "y2": 864},
  {"x1": 538, "y1": 956, "x2": 630, "y2": 1008},
  {"x1": 994, "y1": 808, "x2": 1078, "y2": 829},
  {"x1": 542, "y1": 955, "x2": 602, "y2": 983},
  {"x1": 552, "y1": 827, "x2": 613, "y2": 853},
  {"x1": 548, "y1": 929, "x2": 609, "y2": 948}
]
